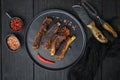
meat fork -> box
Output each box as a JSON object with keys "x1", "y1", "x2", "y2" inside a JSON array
[{"x1": 81, "y1": 1, "x2": 118, "y2": 39}]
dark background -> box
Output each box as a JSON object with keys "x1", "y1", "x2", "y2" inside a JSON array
[{"x1": 1, "y1": 0, "x2": 120, "y2": 80}]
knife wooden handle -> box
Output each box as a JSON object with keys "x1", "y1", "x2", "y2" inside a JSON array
[
  {"x1": 87, "y1": 21, "x2": 108, "y2": 43},
  {"x1": 103, "y1": 22, "x2": 118, "y2": 38}
]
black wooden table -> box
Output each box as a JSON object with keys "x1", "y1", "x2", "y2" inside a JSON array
[{"x1": 1, "y1": 0, "x2": 120, "y2": 80}]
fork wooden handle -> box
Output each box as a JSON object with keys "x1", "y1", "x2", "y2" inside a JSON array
[
  {"x1": 103, "y1": 22, "x2": 118, "y2": 38},
  {"x1": 87, "y1": 21, "x2": 108, "y2": 43}
]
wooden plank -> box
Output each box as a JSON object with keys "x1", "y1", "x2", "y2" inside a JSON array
[
  {"x1": 101, "y1": 0, "x2": 119, "y2": 80},
  {"x1": 117, "y1": 0, "x2": 120, "y2": 17},
  {"x1": 34, "y1": 65, "x2": 69, "y2": 80},
  {"x1": 94, "y1": 0, "x2": 119, "y2": 80},
  {"x1": 33, "y1": 0, "x2": 75, "y2": 80},
  {"x1": 0, "y1": 0, "x2": 2, "y2": 79},
  {"x1": 102, "y1": 0, "x2": 117, "y2": 20},
  {"x1": 1, "y1": 0, "x2": 34, "y2": 80},
  {"x1": 87, "y1": 0, "x2": 103, "y2": 80},
  {"x1": 33, "y1": 0, "x2": 74, "y2": 16}
]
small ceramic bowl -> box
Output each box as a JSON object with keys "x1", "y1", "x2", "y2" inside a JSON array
[
  {"x1": 6, "y1": 34, "x2": 21, "y2": 51},
  {"x1": 6, "y1": 12, "x2": 23, "y2": 31}
]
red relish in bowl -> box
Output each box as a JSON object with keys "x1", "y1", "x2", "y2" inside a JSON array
[{"x1": 10, "y1": 17, "x2": 23, "y2": 31}]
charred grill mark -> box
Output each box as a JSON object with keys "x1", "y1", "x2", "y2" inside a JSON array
[
  {"x1": 54, "y1": 35, "x2": 76, "y2": 60},
  {"x1": 41, "y1": 22, "x2": 61, "y2": 50},
  {"x1": 32, "y1": 17, "x2": 53, "y2": 50},
  {"x1": 50, "y1": 26, "x2": 70, "y2": 56}
]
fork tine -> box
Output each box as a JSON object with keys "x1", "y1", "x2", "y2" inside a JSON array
[
  {"x1": 84, "y1": 1, "x2": 97, "y2": 14},
  {"x1": 82, "y1": 1, "x2": 97, "y2": 15}
]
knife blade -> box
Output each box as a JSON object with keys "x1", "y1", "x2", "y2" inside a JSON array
[{"x1": 72, "y1": 5, "x2": 108, "y2": 43}]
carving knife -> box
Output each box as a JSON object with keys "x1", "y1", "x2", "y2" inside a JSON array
[
  {"x1": 81, "y1": 1, "x2": 118, "y2": 38},
  {"x1": 72, "y1": 5, "x2": 108, "y2": 43}
]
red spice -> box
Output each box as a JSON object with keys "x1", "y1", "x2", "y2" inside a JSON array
[{"x1": 10, "y1": 18, "x2": 23, "y2": 31}]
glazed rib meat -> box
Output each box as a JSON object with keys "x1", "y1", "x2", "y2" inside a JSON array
[
  {"x1": 54, "y1": 35, "x2": 76, "y2": 60},
  {"x1": 50, "y1": 26, "x2": 70, "y2": 56},
  {"x1": 32, "y1": 17, "x2": 52, "y2": 50},
  {"x1": 41, "y1": 22, "x2": 61, "y2": 50}
]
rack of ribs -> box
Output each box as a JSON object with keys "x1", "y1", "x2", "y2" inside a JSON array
[
  {"x1": 50, "y1": 26, "x2": 70, "y2": 56},
  {"x1": 54, "y1": 35, "x2": 76, "y2": 60},
  {"x1": 41, "y1": 22, "x2": 61, "y2": 50},
  {"x1": 32, "y1": 17, "x2": 53, "y2": 50}
]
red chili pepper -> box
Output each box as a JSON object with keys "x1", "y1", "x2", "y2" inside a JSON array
[{"x1": 37, "y1": 54, "x2": 55, "y2": 64}]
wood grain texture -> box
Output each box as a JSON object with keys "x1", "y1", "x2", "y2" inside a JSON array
[
  {"x1": 33, "y1": 0, "x2": 75, "y2": 15},
  {"x1": 0, "y1": 0, "x2": 2, "y2": 79},
  {"x1": 1, "y1": 0, "x2": 34, "y2": 80},
  {"x1": 102, "y1": 0, "x2": 117, "y2": 20},
  {"x1": 1, "y1": 0, "x2": 120, "y2": 80},
  {"x1": 117, "y1": 0, "x2": 120, "y2": 17},
  {"x1": 33, "y1": 0, "x2": 75, "y2": 80},
  {"x1": 34, "y1": 65, "x2": 69, "y2": 80},
  {"x1": 86, "y1": 0, "x2": 103, "y2": 80},
  {"x1": 93, "y1": 0, "x2": 120, "y2": 80},
  {"x1": 101, "y1": 0, "x2": 118, "y2": 80}
]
